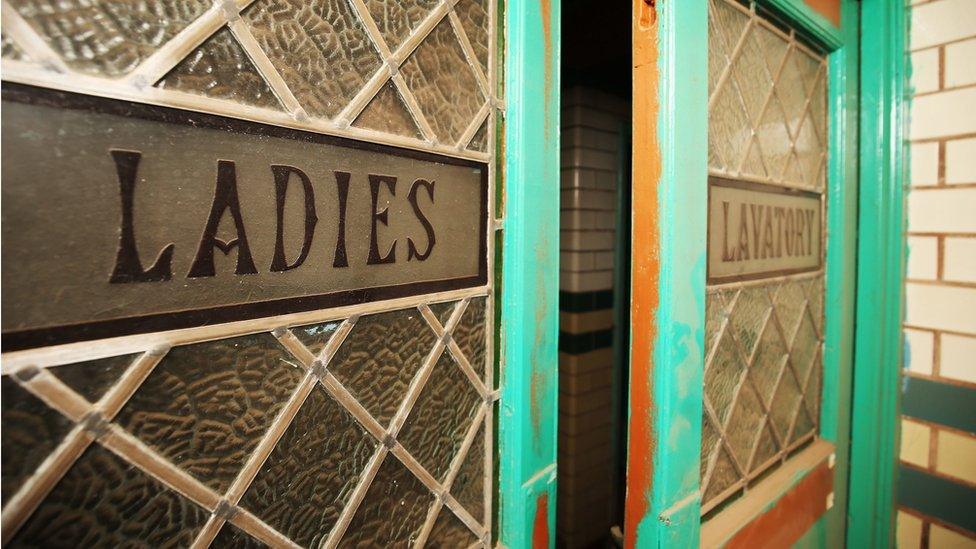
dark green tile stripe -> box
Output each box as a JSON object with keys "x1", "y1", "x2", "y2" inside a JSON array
[
  {"x1": 558, "y1": 329, "x2": 613, "y2": 354},
  {"x1": 902, "y1": 376, "x2": 976, "y2": 434},
  {"x1": 559, "y1": 290, "x2": 614, "y2": 313},
  {"x1": 898, "y1": 465, "x2": 976, "y2": 533}
]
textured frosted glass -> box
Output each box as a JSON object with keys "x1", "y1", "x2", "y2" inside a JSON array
[
  {"x1": 156, "y1": 28, "x2": 280, "y2": 110},
  {"x1": 1, "y1": 378, "x2": 74, "y2": 503},
  {"x1": 352, "y1": 81, "x2": 422, "y2": 138},
  {"x1": 364, "y1": 0, "x2": 440, "y2": 52},
  {"x1": 429, "y1": 301, "x2": 458, "y2": 327},
  {"x1": 328, "y1": 308, "x2": 438, "y2": 427},
  {"x1": 212, "y1": 522, "x2": 267, "y2": 548},
  {"x1": 428, "y1": 508, "x2": 478, "y2": 547},
  {"x1": 468, "y1": 119, "x2": 489, "y2": 152},
  {"x1": 49, "y1": 354, "x2": 137, "y2": 404},
  {"x1": 292, "y1": 320, "x2": 342, "y2": 359},
  {"x1": 7, "y1": 0, "x2": 210, "y2": 76},
  {"x1": 10, "y1": 444, "x2": 209, "y2": 546},
  {"x1": 455, "y1": 298, "x2": 488, "y2": 371},
  {"x1": 452, "y1": 426, "x2": 486, "y2": 524},
  {"x1": 342, "y1": 455, "x2": 433, "y2": 546},
  {"x1": 401, "y1": 19, "x2": 485, "y2": 144},
  {"x1": 455, "y1": 0, "x2": 490, "y2": 76},
  {"x1": 398, "y1": 352, "x2": 481, "y2": 481},
  {"x1": 242, "y1": 0, "x2": 382, "y2": 119},
  {"x1": 115, "y1": 333, "x2": 304, "y2": 492},
  {"x1": 239, "y1": 386, "x2": 377, "y2": 547}
]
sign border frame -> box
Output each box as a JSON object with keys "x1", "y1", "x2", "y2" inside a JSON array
[
  {"x1": 1, "y1": 83, "x2": 489, "y2": 351},
  {"x1": 706, "y1": 175, "x2": 825, "y2": 285}
]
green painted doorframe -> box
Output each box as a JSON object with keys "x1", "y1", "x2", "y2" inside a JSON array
[
  {"x1": 847, "y1": 1, "x2": 909, "y2": 547},
  {"x1": 498, "y1": 0, "x2": 560, "y2": 547},
  {"x1": 495, "y1": 0, "x2": 908, "y2": 546},
  {"x1": 626, "y1": 0, "x2": 865, "y2": 546}
]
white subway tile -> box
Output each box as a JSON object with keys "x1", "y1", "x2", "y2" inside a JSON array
[
  {"x1": 911, "y1": 0, "x2": 976, "y2": 50},
  {"x1": 946, "y1": 137, "x2": 976, "y2": 183},
  {"x1": 905, "y1": 283, "x2": 976, "y2": 333},
  {"x1": 911, "y1": 87, "x2": 976, "y2": 140},
  {"x1": 911, "y1": 48, "x2": 941, "y2": 95},
  {"x1": 907, "y1": 236, "x2": 939, "y2": 280},
  {"x1": 560, "y1": 270, "x2": 614, "y2": 292},
  {"x1": 593, "y1": 251, "x2": 616, "y2": 269},
  {"x1": 945, "y1": 37, "x2": 976, "y2": 88},
  {"x1": 940, "y1": 333, "x2": 976, "y2": 384},
  {"x1": 929, "y1": 524, "x2": 976, "y2": 548},
  {"x1": 560, "y1": 210, "x2": 596, "y2": 230},
  {"x1": 901, "y1": 419, "x2": 931, "y2": 467},
  {"x1": 561, "y1": 189, "x2": 617, "y2": 211},
  {"x1": 907, "y1": 188, "x2": 976, "y2": 233},
  {"x1": 911, "y1": 141, "x2": 940, "y2": 185},
  {"x1": 935, "y1": 429, "x2": 976, "y2": 484},
  {"x1": 944, "y1": 237, "x2": 976, "y2": 282},
  {"x1": 904, "y1": 328, "x2": 935, "y2": 375},
  {"x1": 561, "y1": 230, "x2": 615, "y2": 251},
  {"x1": 561, "y1": 251, "x2": 595, "y2": 271},
  {"x1": 896, "y1": 511, "x2": 923, "y2": 549},
  {"x1": 946, "y1": 139, "x2": 976, "y2": 184}
]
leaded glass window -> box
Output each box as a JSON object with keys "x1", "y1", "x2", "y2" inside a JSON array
[
  {"x1": 703, "y1": 0, "x2": 827, "y2": 515},
  {"x1": 0, "y1": 0, "x2": 498, "y2": 546}
]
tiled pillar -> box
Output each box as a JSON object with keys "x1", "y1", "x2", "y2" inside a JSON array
[
  {"x1": 557, "y1": 86, "x2": 628, "y2": 547},
  {"x1": 898, "y1": 1, "x2": 976, "y2": 546}
]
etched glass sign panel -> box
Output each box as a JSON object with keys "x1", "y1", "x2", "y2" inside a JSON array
[
  {"x1": 1, "y1": 85, "x2": 487, "y2": 350},
  {"x1": 708, "y1": 178, "x2": 823, "y2": 283}
]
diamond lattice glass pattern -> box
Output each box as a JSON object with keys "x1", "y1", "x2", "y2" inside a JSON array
[
  {"x1": 10, "y1": 444, "x2": 210, "y2": 547},
  {"x1": 6, "y1": 0, "x2": 211, "y2": 76},
  {"x1": 155, "y1": 28, "x2": 281, "y2": 110},
  {"x1": 115, "y1": 334, "x2": 305, "y2": 493},
  {"x1": 708, "y1": 0, "x2": 826, "y2": 190},
  {"x1": 704, "y1": 0, "x2": 827, "y2": 515},
  {"x1": 2, "y1": 298, "x2": 491, "y2": 547},
  {"x1": 1, "y1": 0, "x2": 494, "y2": 154},
  {"x1": 1, "y1": 0, "x2": 495, "y2": 543}
]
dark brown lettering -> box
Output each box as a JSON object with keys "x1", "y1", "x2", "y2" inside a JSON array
[
  {"x1": 367, "y1": 174, "x2": 397, "y2": 265},
  {"x1": 188, "y1": 160, "x2": 258, "y2": 278},
  {"x1": 270, "y1": 165, "x2": 317, "y2": 272},
  {"x1": 108, "y1": 150, "x2": 175, "y2": 283},
  {"x1": 407, "y1": 179, "x2": 436, "y2": 261}
]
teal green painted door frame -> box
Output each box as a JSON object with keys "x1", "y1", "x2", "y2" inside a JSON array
[
  {"x1": 847, "y1": 1, "x2": 909, "y2": 547},
  {"x1": 631, "y1": 1, "x2": 863, "y2": 546},
  {"x1": 628, "y1": 1, "x2": 708, "y2": 546},
  {"x1": 498, "y1": 0, "x2": 560, "y2": 547}
]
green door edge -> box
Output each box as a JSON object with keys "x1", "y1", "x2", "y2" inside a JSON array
[
  {"x1": 846, "y1": 1, "x2": 909, "y2": 547},
  {"x1": 629, "y1": 1, "x2": 866, "y2": 547},
  {"x1": 497, "y1": 0, "x2": 561, "y2": 547}
]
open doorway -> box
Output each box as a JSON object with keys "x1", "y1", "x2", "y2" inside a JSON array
[{"x1": 557, "y1": 4, "x2": 632, "y2": 547}]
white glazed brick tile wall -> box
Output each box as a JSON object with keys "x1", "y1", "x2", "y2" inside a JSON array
[
  {"x1": 559, "y1": 87, "x2": 627, "y2": 293},
  {"x1": 899, "y1": 2, "x2": 976, "y2": 547},
  {"x1": 904, "y1": 0, "x2": 976, "y2": 388}
]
